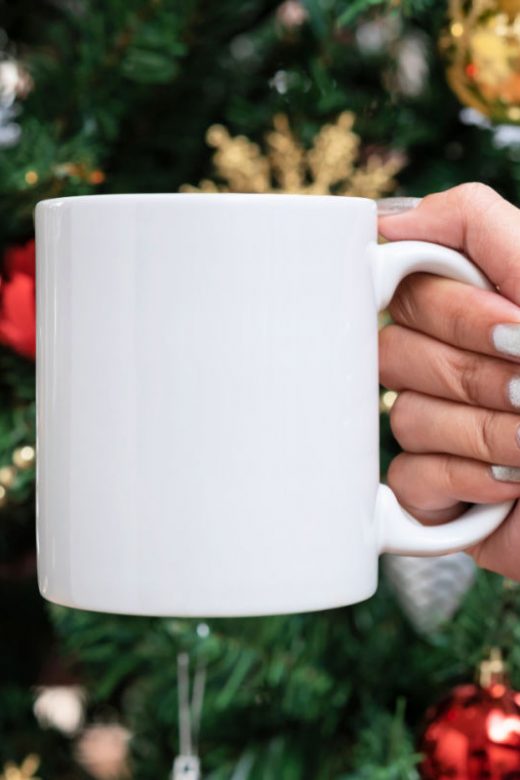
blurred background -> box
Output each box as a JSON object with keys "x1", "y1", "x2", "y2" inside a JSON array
[{"x1": 2, "y1": 0, "x2": 520, "y2": 778}]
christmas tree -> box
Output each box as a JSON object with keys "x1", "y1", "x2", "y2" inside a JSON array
[{"x1": 2, "y1": 0, "x2": 520, "y2": 778}]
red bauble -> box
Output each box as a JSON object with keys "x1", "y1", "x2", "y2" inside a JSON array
[
  {"x1": 419, "y1": 681, "x2": 520, "y2": 779},
  {"x1": 0, "y1": 239, "x2": 36, "y2": 359}
]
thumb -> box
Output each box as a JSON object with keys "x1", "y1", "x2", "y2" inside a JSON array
[{"x1": 378, "y1": 183, "x2": 520, "y2": 306}]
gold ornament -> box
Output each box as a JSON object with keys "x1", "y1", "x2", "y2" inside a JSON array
[
  {"x1": 0, "y1": 466, "x2": 16, "y2": 488},
  {"x1": 0, "y1": 755, "x2": 40, "y2": 780},
  {"x1": 379, "y1": 390, "x2": 398, "y2": 413},
  {"x1": 12, "y1": 445, "x2": 35, "y2": 470},
  {"x1": 479, "y1": 647, "x2": 506, "y2": 687},
  {"x1": 0, "y1": 465, "x2": 17, "y2": 509},
  {"x1": 53, "y1": 162, "x2": 105, "y2": 185},
  {"x1": 441, "y1": 0, "x2": 520, "y2": 122},
  {"x1": 182, "y1": 112, "x2": 404, "y2": 198},
  {"x1": 88, "y1": 169, "x2": 106, "y2": 185},
  {"x1": 24, "y1": 171, "x2": 38, "y2": 186},
  {"x1": 497, "y1": 0, "x2": 520, "y2": 16}
]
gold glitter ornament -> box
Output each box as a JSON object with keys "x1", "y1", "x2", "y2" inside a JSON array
[
  {"x1": 12, "y1": 445, "x2": 35, "y2": 470},
  {"x1": 0, "y1": 465, "x2": 16, "y2": 488},
  {"x1": 497, "y1": 0, "x2": 520, "y2": 15},
  {"x1": 182, "y1": 112, "x2": 404, "y2": 198},
  {"x1": 441, "y1": 0, "x2": 520, "y2": 123},
  {"x1": 0, "y1": 755, "x2": 40, "y2": 780}
]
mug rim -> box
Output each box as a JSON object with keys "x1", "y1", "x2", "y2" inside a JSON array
[{"x1": 36, "y1": 192, "x2": 377, "y2": 211}]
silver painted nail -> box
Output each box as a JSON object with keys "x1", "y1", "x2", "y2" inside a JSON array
[
  {"x1": 491, "y1": 464, "x2": 520, "y2": 482},
  {"x1": 492, "y1": 324, "x2": 520, "y2": 357},
  {"x1": 376, "y1": 197, "x2": 422, "y2": 216},
  {"x1": 508, "y1": 376, "x2": 520, "y2": 408}
]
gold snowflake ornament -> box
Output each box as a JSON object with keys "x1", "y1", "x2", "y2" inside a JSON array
[
  {"x1": 0, "y1": 755, "x2": 40, "y2": 780},
  {"x1": 182, "y1": 112, "x2": 404, "y2": 198}
]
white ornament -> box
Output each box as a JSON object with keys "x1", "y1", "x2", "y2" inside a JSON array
[
  {"x1": 0, "y1": 58, "x2": 32, "y2": 149},
  {"x1": 355, "y1": 14, "x2": 401, "y2": 55},
  {"x1": 459, "y1": 107, "x2": 490, "y2": 128},
  {"x1": 33, "y1": 685, "x2": 85, "y2": 736},
  {"x1": 0, "y1": 104, "x2": 20, "y2": 148},
  {"x1": 276, "y1": 0, "x2": 308, "y2": 29},
  {"x1": 172, "y1": 755, "x2": 201, "y2": 780},
  {"x1": 396, "y1": 33, "x2": 429, "y2": 97},
  {"x1": 458, "y1": 107, "x2": 520, "y2": 149},
  {"x1": 383, "y1": 551, "x2": 476, "y2": 635},
  {"x1": 0, "y1": 59, "x2": 32, "y2": 103},
  {"x1": 492, "y1": 124, "x2": 520, "y2": 148}
]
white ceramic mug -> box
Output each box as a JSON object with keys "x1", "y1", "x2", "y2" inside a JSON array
[{"x1": 35, "y1": 194, "x2": 512, "y2": 617}]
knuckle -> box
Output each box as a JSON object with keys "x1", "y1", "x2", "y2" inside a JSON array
[
  {"x1": 449, "y1": 306, "x2": 469, "y2": 348},
  {"x1": 386, "y1": 453, "x2": 407, "y2": 498},
  {"x1": 441, "y1": 455, "x2": 460, "y2": 499},
  {"x1": 387, "y1": 452, "x2": 426, "y2": 508},
  {"x1": 456, "y1": 353, "x2": 482, "y2": 406},
  {"x1": 388, "y1": 390, "x2": 411, "y2": 445},
  {"x1": 449, "y1": 183, "x2": 505, "y2": 275},
  {"x1": 378, "y1": 323, "x2": 400, "y2": 351},
  {"x1": 378, "y1": 325, "x2": 403, "y2": 387},
  {"x1": 454, "y1": 182, "x2": 499, "y2": 208},
  {"x1": 474, "y1": 411, "x2": 498, "y2": 462}
]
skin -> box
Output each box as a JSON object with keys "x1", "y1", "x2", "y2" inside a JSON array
[{"x1": 378, "y1": 182, "x2": 520, "y2": 580}]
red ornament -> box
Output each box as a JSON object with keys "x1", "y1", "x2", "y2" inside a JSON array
[
  {"x1": 0, "y1": 239, "x2": 36, "y2": 359},
  {"x1": 419, "y1": 650, "x2": 520, "y2": 780}
]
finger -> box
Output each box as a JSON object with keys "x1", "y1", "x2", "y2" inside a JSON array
[
  {"x1": 390, "y1": 390, "x2": 520, "y2": 467},
  {"x1": 379, "y1": 325, "x2": 520, "y2": 412},
  {"x1": 469, "y1": 503, "x2": 520, "y2": 580},
  {"x1": 387, "y1": 452, "x2": 520, "y2": 525},
  {"x1": 378, "y1": 183, "x2": 520, "y2": 306},
  {"x1": 387, "y1": 272, "x2": 520, "y2": 362}
]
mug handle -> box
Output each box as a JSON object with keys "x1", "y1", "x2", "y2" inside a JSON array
[{"x1": 369, "y1": 240, "x2": 514, "y2": 555}]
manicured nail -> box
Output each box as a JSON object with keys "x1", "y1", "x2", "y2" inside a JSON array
[
  {"x1": 491, "y1": 464, "x2": 520, "y2": 482},
  {"x1": 492, "y1": 324, "x2": 520, "y2": 357},
  {"x1": 509, "y1": 377, "x2": 520, "y2": 408},
  {"x1": 376, "y1": 197, "x2": 422, "y2": 217}
]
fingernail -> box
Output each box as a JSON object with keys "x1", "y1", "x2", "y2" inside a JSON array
[
  {"x1": 492, "y1": 324, "x2": 520, "y2": 357},
  {"x1": 508, "y1": 377, "x2": 520, "y2": 408},
  {"x1": 376, "y1": 197, "x2": 422, "y2": 217},
  {"x1": 491, "y1": 464, "x2": 520, "y2": 482}
]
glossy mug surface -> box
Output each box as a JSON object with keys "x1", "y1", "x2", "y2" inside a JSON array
[{"x1": 35, "y1": 194, "x2": 511, "y2": 616}]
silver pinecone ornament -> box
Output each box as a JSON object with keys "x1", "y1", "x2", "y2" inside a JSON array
[{"x1": 383, "y1": 552, "x2": 476, "y2": 635}]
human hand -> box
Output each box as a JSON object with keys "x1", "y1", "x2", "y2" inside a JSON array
[{"x1": 378, "y1": 183, "x2": 520, "y2": 580}]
